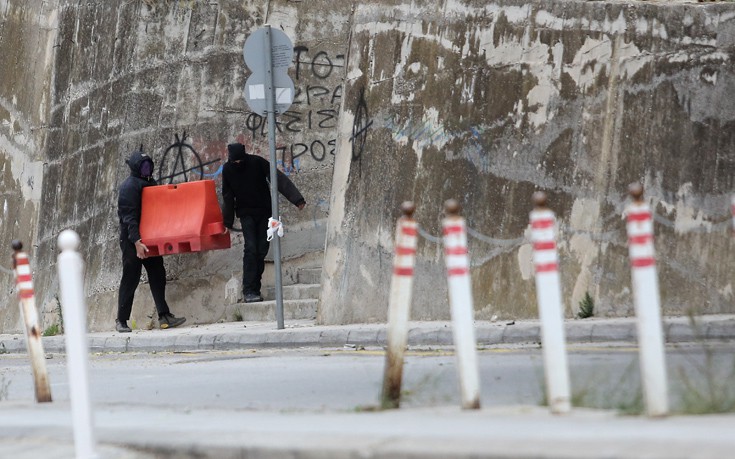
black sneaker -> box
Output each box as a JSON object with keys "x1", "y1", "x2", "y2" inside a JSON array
[
  {"x1": 159, "y1": 313, "x2": 186, "y2": 329},
  {"x1": 244, "y1": 293, "x2": 263, "y2": 303},
  {"x1": 115, "y1": 320, "x2": 132, "y2": 333}
]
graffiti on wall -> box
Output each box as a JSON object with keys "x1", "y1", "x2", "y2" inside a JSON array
[
  {"x1": 157, "y1": 131, "x2": 221, "y2": 184},
  {"x1": 244, "y1": 46, "x2": 344, "y2": 174},
  {"x1": 350, "y1": 87, "x2": 372, "y2": 171},
  {"x1": 383, "y1": 113, "x2": 491, "y2": 173}
]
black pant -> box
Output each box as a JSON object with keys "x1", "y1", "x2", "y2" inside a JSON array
[
  {"x1": 241, "y1": 215, "x2": 269, "y2": 296},
  {"x1": 117, "y1": 239, "x2": 171, "y2": 322}
]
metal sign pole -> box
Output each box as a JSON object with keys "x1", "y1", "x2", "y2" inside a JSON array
[{"x1": 263, "y1": 25, "x2": 285, "y2": 329}]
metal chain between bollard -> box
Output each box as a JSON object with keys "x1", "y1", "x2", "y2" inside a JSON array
[
  {"x1": 416, "y1": 224, "x2": 441, "y2": 244},
  {"x1": 412, "y1": 201, "x2": 621, "y2": 257}
]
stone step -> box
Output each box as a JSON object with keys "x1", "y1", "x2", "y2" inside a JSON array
[
  {"x1": 298, "y1": 267, "x2": 322, "y2": 285},
  {"x1": 224, "y1": 299, "x2": 318, "y2": 322},
  {"x1": 263, "y1": 283, "x2": 321, "y2": 301}
]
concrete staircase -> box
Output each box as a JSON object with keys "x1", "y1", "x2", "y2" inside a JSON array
[{"x1": 225, "y1": 266, "x2": 322, "y2": 322}]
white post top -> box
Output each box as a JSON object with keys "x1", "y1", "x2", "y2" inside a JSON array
[{"x1": 58, "y1": 229, "x2": 81, "y2": 251}]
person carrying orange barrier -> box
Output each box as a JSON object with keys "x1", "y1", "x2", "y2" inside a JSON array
[
  {"x1": 116, "y1": 150, "x2": 186, "y2": 333},
  {"x1": 222, "y1": 143, "x2": 305, "y2": 303}
]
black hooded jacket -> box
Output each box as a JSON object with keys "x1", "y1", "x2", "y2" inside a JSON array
[
  {"x1": 222, "y1": 143, "x2": 305, "y2": 226},
  {"x1": 118, "y1": 151, "x2": 156, "y2": 244}
]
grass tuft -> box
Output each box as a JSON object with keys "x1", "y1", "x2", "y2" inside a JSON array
[
  {"x1": 577, "y1": 292, "x2": 595, "y2": 319},
  {"x1": 42, "y1": 323, "x2": 61, "y2": 336}
]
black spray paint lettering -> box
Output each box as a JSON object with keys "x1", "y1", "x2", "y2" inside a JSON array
[
  {"x1": 350, "y1": 88, "x2": 372, "y2": 165},
  {"x1": 247, "y1": 110, "x2": 338, "y2": 137},
  {"x1": 292, "y1": 85, "x2": 342, "y2": 106},
  {"x1": 293, "y1": 46, "x2": 345, "y2": 81},
  {"x1": 243, "y1": 47, "x2": 343, "y2": 167},
  {"x1": 283, "y1": 139, "x2": 337, "y2": 163}
]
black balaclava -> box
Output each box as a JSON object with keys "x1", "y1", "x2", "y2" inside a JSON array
[{"x1": 227, "y1": 143, "x2": 247, "y2": 163}]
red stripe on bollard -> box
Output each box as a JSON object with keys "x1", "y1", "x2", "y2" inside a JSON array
[
  {"x1": 20, "y1": 290, "x2": 35, "y2": 299},
  {"x1": 17, "y1": 274, "x2": 32, "y2": 283},
  {"x1": 533, "y1": 241, "x2": 556, "y2": 251},
  {"x1": 627, "y1": 212, "x2": 651, "y2": 222},
  {"x1": 443, "y1": 225, "x2": 464, "y2": 236},
  {"x1": 628, "y1": 235, "x2": 653, "y2": 245},
  {"x1": 531, "y1": 219, "x2": 554, "y2": 229},
  {"x1": 444, "y1": 247, "x2": 468, "y2": 256},
  {"x1": 535, "y1": 262, "x2": 558, "y2": 273},
  {"x1": 402, "y1": 226, "x2": 417, "y2": 236},
  {"x1": 15, "y1": 257, "x2": 30, "y2": 266},
  {"x1": 395, "y1": 246, "x2": 416, "y2": 255},
  {"x1": 393, "y1": 267, "x2": 414, "y2": 276},
  {"x1": 447, "y1": 267, "x2": 469, "y2": 277},
  {"x1": 631, "y1": 257, "x2": 656, "y2": 268}
]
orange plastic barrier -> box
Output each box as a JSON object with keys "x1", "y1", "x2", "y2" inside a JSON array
[{"x1": 140, "y1": 180, "x2": 231, "y2": 256}]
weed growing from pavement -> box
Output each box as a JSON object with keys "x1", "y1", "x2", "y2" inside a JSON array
[
  {"x1": 537, "y1": 357, "x2": 644, "y2": 415},
  {"x1": 42, "y1": 296, "x2": 65, "y2": 336},
  {"x1": 233, "y1": 308, "x2": 243, "y2": 322},
  {"x1": 672, "y1": 312, "x2": 735, "y2": 415},
  {"x1": 398, "y1": 365, "x2": 453, "y2": 407},
  {"x1": 0, "y1": 375, "x2": 9, "y2": 400},
  {"x1": 539, "y1": 311, "x2": 735, "y2": 415},
  {"x1": 42, "y1": 323, "x2": 61, "y2": 336},
  {"x1": 577, "y1": 292, "x2": 595, "y2": 319},
  {"x1": 54, "y1": 295, "x2": 64, "y2": 333}
]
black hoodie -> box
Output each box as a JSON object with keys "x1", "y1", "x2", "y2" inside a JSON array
[
  {"x1": 222, "y1": 143, "x2": 305, "y2": 226},
  {"x1": 118, "y1": 151, "x2": 156, "y2": 244}
]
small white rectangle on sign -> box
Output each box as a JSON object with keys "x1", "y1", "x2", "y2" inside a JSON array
[
  {"x1": 248, "y1": 84, "x2": 265, "y2": 100},
  {"x1": 276, "y1": 88, "x2": 293, "y2": 104}
]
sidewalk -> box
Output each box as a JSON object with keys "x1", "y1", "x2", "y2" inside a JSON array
[
  {"x1": 1, "y1": 401, "x2": 734, "y2": 459},
  {"x1": 1, "y1": 315, "x2": 734, "y2": 459},
  {"x1": 1, "y1": 314, "x2": 733, "y2": 355}
]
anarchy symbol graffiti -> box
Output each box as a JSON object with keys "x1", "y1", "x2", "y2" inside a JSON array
[
  {"x1": 157, "y1": 131, "x2": 220, "y2": 184},
  {"x1": 350, "y1": 87, "x2": 372, "y2": 168}
]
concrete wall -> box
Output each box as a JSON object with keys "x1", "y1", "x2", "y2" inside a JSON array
[
  {"x1": 0, "y1": 0, "x2": 58, "y2": 333},
  {"x1": 0, "y1": 0, "x2": 351, "y2": 333},
  {"x1": 0, "y1": 0, "x2": 733, "y2": 333},
  {"x1": 320, "y1": 0, "x2": 735, "y2": 324}
]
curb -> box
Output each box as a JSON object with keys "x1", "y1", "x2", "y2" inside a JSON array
[{"x1": 0, "y1": 316, "x2": 733, "y2": 355}]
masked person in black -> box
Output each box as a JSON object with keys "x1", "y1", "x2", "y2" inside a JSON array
[
  {"x1": 222, "y1": 143, "x2": 306, "y2": 303},
  {"x1": 116, "y1": 150, "x2": 186, "y2": 333}
]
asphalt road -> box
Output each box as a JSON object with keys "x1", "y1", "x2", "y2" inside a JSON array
[{"x1": 2, "y1": 343, "x2": 734, "y2": 414}]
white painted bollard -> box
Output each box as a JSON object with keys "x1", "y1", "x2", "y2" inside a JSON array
[
  {"x1": 11, "y1": 240, "x2": 52, "y2": 403},
  {"x1": 381, "y1": 202, "x2": 418, "y2": 409},
  {"x1": 442, "y1": 200, "x2": 481, "y2": 410},
  {"x1": 529, "y1": 192, "x2": 571, "y2": 414},
  {"x1": 625, "y1": 184, "x2": 669, "y2": 417},
  {"x1": 57, "y1": 230, "x2": 99, "y2": 459}
]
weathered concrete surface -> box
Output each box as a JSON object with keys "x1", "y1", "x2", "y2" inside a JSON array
[
  {"x1": 320, "y1": 0, "x2": 735, "y2": 324},
  {"x1": 1, "y1": 0, "x2": 733, "y2": 333},
  {"x1": 0, "y1": 1, "x2": 350, "y2": 332},
  {"x1": 0, "y1": 0, "x2": 58, "y2": 333}
]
